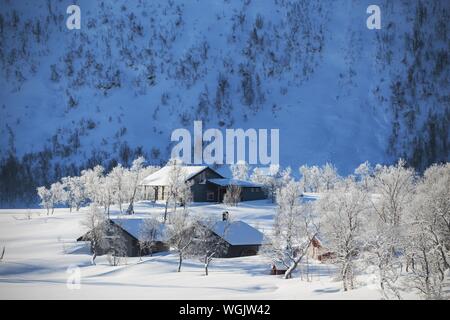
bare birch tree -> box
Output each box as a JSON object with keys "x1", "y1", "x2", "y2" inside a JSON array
[
  {"x1": 264, "y1": 180, "x2": 318, "y2": 279},
  {"x1": 138, "y1": 217, "x2": 162, "y2": 258},
  {"x1": 318, "y1": 180, "x2": 369, "y2": 291},
  {"x1": 192, "y1": 218, "x2": 229, "y2": 276},
  {"x1": 168, "y1": 211, "x2": 196, "y2": 272},
  {"x1": 81, "y1": 204, "x2": 108, "y2": 265}
]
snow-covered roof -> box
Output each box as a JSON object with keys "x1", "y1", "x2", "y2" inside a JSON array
[
  {"x1": 110, "y1": 218, "x2": 167, "y2": 242},
  {"x1": 140, "y1": 165, "x2": 208, "y2": 186},
  {"x1": 210, "y1": 220, "x2": 265, "y2": 246},
  {"x1": 252, "y1": 166, "x2": 279, "y2": 176},
  {"x1": 103, "y1": 217, "x2": 264, "y2": 246},
  {"x1": 208, "y1": 178, "x2": 264, "y2": 188},
  {"x1": 301, "y1": 193, "x2": 320, "y2": 202}
]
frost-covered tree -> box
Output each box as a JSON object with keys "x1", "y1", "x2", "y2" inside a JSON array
[
  {"x1": 251, "y1": 164, "x2": 281, "y2": 202},
  {"x1": 125, "y1": 156, "x2": 146, "y2": 214},
  {"x1": 299, "y1": 163, "x2": 339, "y2": 192},
  {"x1": 354, "y1": 161, "x2": 373, "y2": 191},
  {"x1": 371, "y1": 159, "x2": 415, "y2": 226},
  {"x1": 167, "y1": 211, "x2": 196, "y2": 272},
  {"x1": 299, "y1": 165, "x2": 321, "y2": 192},
  {"x1": 50, "y1": 182, "x2": 67, "y2": 209},
  {"x1": 81, "y1": 204, "x2": 108, "y2": 265},
  {"x1": 81, "y1": 165, "x2": 105, "y2": 205},
  {"x1": 230, "y1": 160, "x2": 249, "y2": 180},
  {"x1": 318, "y1": 179, "x2": 370, "y2": 291},
  {"x1": 403, "y1": 163, "x2": 450, "y2": 299},
  {"x1": 321, "y1": 163, "x2": 339, "y2": 191},
  {"x1": 265, "y1": 180, "x2": 318, "y2": 279},
  {"x1": 363, "y1": 214, "x2": 404, "y2": 299},
  {"x1": 192, "y1": 218, "x2": 229, "y2": 276},
  {"x1": 279, "y1": 166, "x2": 293, "y2": 187},
  {"x1": 36, "y1": 182, "x2": 66, "y2": 215},
  {"x1": 108, "y1": 164, "x2": 126, "y2": 213},
  {"x1": 163, "y1": 159, "x2": 191, "y2": 222},
  {"x1": 61, "y1": 176, "x2": 85, "y2": 212},
  {"x1": 36, "y1": 186, "x2": 52, "y2": 215},
  {"x1": 105, "y1": 221, "x2": 128, "y2": 266},
  {"x1": 223, "y1": 185, "x2": 241, "y2": 207},
  {"x1": 358, "y1": 160, "x2": 415, "y2": 297},
  {"x1": 138, "y1": 217, "x2": 162, "y2": 258},
  {"x1": 178, "y1": 179, "x2": 193, "y2": 215},
  {"x1": 99, "y1": 174, "x2": 115, "y2": 216}
]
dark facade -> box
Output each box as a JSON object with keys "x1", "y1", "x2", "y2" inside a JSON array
[
  {"x1": 199, "y1": 222, "x2": 263, "y2": 258},
  {"x1": 142, "y1": 166, "x2": 268, "y2": 203},
  {"x1": 205, "y1": 181, "x2": 267, "y2": 203},
  {"x1": 78, "y1": 218, "x2": 263, "y2": 258},
  {"x1": 77, "y1": 220, "x2": 169, "y2": 257},
  {"x1": 190, "y1": 168, "x2": 224, "y2": 202},
  {"x1": 222, "y1": 243, "x2": 260, "y2": 258}
]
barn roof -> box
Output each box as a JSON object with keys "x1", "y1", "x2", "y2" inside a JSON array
[
  {"x1": 207, "y1": 178, "x2": 264, "y2": 188},
  {"x1": 110, "y1": 218, "x2": 167, "y2": 242},
  {"x1": 140, "y1": 165, "x2": 210, "y2": 186},
  {"x1": 210, "y1": 220, "x2": 265, "y2": 246}
]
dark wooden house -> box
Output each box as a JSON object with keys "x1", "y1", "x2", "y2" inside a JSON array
[
  {"x1": 77, "y1": 218, "x2": 168, "y2": 257},
  {"x1": 77, "y1": 215, "x2": 265, "y2": 259},
  {"x1": 197, "y1": 215, "x2": 265, "y2": 258},
  {"x1": 140, "y1": 165, "x2": 267, "y2": 203}
]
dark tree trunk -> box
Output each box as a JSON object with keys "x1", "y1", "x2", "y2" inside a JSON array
[
  {"x1": 164, "y1": 200, "x2": 169, "y2": 223},
  {"x1": 178, "y1": 253, "x2": 183, "y2": 272}
]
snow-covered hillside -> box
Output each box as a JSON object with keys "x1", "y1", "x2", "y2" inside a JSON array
[{"x1": 0, "y1": 0, "x2": 448, "y2": 204}]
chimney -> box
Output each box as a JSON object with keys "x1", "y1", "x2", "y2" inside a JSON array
[{"x1": 222, "y1": 211, "x2": 229, "y2": 221}]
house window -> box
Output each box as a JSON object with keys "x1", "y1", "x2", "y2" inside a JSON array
[
  {"x1": 198, "y1": 171, "x2": 206, "y2": 184},
  {"x1": 207, "y1": 192, "x2": 215, "y2": 201}
]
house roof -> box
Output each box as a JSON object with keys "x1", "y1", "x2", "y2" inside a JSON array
[
  {"x1": 207, "y1": 178, "x2": 264, "y2": 188},
  {"x1": 209, "y1": 220, "x2": 265, "y2": 246},
  {"x1": 111, "y1": 218, "x2": 264, "y2": 246},
  {"x1": 140, "y1": 165, "x2": 209, "y2": 186},
  {"x1": 110, "y1": 218, "x2": 167, "y2": 242}
]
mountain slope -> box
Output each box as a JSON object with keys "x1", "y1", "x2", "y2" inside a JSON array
[{"x1": 0, "y1": 0, "x2": 448, "y2": 204}]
